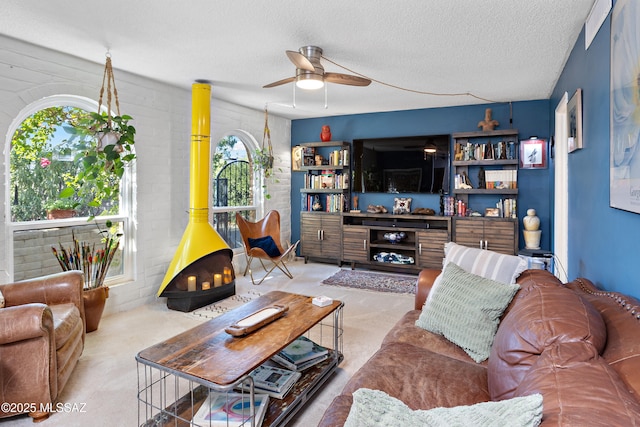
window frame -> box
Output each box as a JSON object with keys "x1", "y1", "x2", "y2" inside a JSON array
[
  {"x1": 4, "y1": 94, "x2": 135, "y2": 284},
  {"x1": 210, "y1": 130, "x2": 262, "y2": 253}
]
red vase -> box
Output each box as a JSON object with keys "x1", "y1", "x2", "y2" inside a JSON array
[{"x1": 320, "y1": 125, "x2": 332, "y2": 142}]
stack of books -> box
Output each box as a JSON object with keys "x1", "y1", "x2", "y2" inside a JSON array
[
  {"x1": 237, "y1": 364, "x2": 301, "y2": 399},
  {"x1": 272, "y1": 336, "x2": 329, "y2": 372},
  {"x1": 192, "y1": 391, "x2": 269, "y2": 427}
]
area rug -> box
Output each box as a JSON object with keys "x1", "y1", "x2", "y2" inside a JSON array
[
  {"x1": 189, "y1": 291, "x2": 262, "y2": 320},
  {"x1": 322, "y1": 270, "x2": 416, "y2": 294}
]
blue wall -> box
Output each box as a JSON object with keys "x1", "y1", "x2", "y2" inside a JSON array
[
  {"x1": 289, "y1": 1, "x2": 640, "y2": 300},
  {"x1": 290, "y1": 101, "x2": 552, "y2": 254},
  {"x1": 550, "y1": 3, "x2": 640, "y2": 297}
]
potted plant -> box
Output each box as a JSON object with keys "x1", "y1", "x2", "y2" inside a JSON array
[
  {"x1": 253, "y1": 107, "x2": 278, "y2": 199},
  {"x1": 56, "y1": 55, "x2": 137, "y2": 218},
  {"x1": 59, "y1": 111, "x2": 136, "y2": 216},
  {"x1": 253, "y1": 146, "x2": 274, "y2": 178},
  {"x1": 51, "y1": 221, "x2": 121, "y2": 332},
  {"x1": 45, "y1": 199, "x2": 79, "y2": 220}
]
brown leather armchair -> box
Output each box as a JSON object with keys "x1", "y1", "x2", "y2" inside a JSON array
[{"x1": 0, "y1": 271, "x2": 85, "y2": 422}]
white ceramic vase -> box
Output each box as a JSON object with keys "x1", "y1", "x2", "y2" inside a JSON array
[
  {"x1": 523, "y1": 209, "x2": 540, "y2": 231},
  {"x1": 523, "y1": 209, "x2": 541, "y2": 249}
]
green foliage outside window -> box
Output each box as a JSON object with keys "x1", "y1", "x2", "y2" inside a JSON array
[
  {"x1": 212, "y1": 136, "x2": 252, "y2": 207},
  {"x1": 10, "y1": 106, "x2": 118, "y2": 222}
]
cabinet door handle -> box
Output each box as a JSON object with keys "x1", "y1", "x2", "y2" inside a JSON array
[
  {"x1": 363, "y1": 240, "x2": 367, "y2": 250},
  {"x1": 479, "y1": 240, "x2": 483, "y2": 249},
  {"x1": 321, "y1": 229, "x2": 325, "y2": 241},
  {"x1": 484, "y1": 240, "x2": 488, "y2": 250},
  {"x1": 317, "y1": 230, "x2": 321, "y2": 241},
  {"x1": 419, "y1": 243, "x2": 422, "y2": 255}
]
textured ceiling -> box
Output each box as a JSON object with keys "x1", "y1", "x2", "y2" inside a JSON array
[{"x1": 0, "y1": 0, "x2": 595, "y2": 119}]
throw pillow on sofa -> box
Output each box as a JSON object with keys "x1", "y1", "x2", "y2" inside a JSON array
[
  {"x1": 415, "y1": 262, "x2": 520, "y2": 363},
  {"x1": 425, "y1": 242, "x2": 527, "y2": 308},
  {"x1": 344, "y1": 388, "x2": 543, "y2": 427},
  {"x1": 441, "y1": 242, "x2": 527, "y2": 284}
]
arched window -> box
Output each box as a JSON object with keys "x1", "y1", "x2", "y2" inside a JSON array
[
  {"x1": 5, "y1": 95, "x2": 134, "y2": 283},
  {"x1": 211, "y1": 132, "x2": 260, "y2": 250}
]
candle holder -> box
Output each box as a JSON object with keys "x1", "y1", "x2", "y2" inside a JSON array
[{"x1": 201, "y1": 281, "x2": 211, "y2": 290}]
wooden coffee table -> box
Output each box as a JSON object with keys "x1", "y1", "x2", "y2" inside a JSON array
[{"x1": 136, "y1": 291, "x2": 344, "y2": 426}]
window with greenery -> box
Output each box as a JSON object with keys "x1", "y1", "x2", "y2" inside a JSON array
[
  {"x1": 10, "y1": 106, "x2": 120, "y2": 221},
  {"x1": 211, "y1": 135, "x2": 256, "y2": 249},
  {"x1": 7, "y1": 96, "x2": 134, "y2": 284}
]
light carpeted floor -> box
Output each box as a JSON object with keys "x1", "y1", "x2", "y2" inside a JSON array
[{"x1": 1, "y1": 261, "x2": 416, "y2": 427}]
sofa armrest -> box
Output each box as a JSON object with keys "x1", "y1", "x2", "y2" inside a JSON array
[
  {"x1": 0, "y1": 303, "x2": 57, "y2": 414},
  {"x1": 0, "y1": 303, "x2": 54, "y2": 344},
  {"x1": 415, "y1": 268, "x2": 441, "y2": 310}
]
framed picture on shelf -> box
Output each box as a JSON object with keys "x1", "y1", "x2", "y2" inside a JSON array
[
  {"x1": 520, "y1": 138, "x2": 547, "y2": 169},
  {"x1": 292, "y1": 146, "x2": 303, "y2": 171},
  {"x1": 568, "y1": 88, "x2": 583, "y2": 153}
]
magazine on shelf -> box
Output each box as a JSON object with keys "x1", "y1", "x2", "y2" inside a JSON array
[
  {"x1": 272, "y1": 352, "x2": 329, "y2": 372},
  {"x1": 192, "y1": 391, "x2": 269, "y2": 427},
  {"x1": 236, "y1": 365, "x2": 301, "y2": 399},
  {"x1": 237, "y1": 371, "x2": 301, "y2": 399},
  {"x1": 277, "y1": 336, "x2": 329, "y2": 365},
  {"x1": 247, "y1": 364, "x2": 301, "y2": 392}
]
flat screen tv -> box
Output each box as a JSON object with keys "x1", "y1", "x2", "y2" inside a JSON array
[{"x1": 352, "y1": 135, "x2": 450, "y2": 194}]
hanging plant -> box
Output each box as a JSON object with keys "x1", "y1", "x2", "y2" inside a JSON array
[
  {"x1": 253, "y1": 107, "x2": 277, "y2": 198},
  {"x1": 59, "y1": 53, "x2": 136, "y2": 216}
]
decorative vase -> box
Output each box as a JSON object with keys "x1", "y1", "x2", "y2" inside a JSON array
[
  {"x1": 523, "y1": 209, "x2": 540, "y2": 231},
  {"x1": 320, "y1": 125, "x2": 332, "y2": 142},
  {"x1": 523, "y1": 209, "x2": 541, "y2": 250},
  {"x1": 83, "y1": 286, "x2": 109, "y2": 333}
]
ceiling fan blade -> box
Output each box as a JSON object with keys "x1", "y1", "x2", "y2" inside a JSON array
[
  {"x1": 324, "y1": 72, "x2": 371, "y2": 86},
  {"x1": 286, "y1": 50, "x2": 315, "y2": 72},
  {"x1": 263, "y1": 76, "x2": 295, "y2": 88}
]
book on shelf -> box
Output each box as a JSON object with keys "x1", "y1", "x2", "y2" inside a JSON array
[
  {"x1": 271, "y1": 336, "x2": 329, "y2": 371},
  {"x1": 484, "y1": 169, "x2": 517, "y2": 189},
  {"x1": 236, "y1": 364, "x2": 301, "y2": 399},
  {"x1": 192, "y1": 391, "x2": 269, "y2": 427}
]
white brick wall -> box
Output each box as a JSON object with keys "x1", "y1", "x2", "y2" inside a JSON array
[{"x1": 0, "y1": 36, "x2": 292, "y2": 315}]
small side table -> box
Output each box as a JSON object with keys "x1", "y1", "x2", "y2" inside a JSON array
[{"x1": 518, "y1": 249, "x2": 554, "y2": 274}]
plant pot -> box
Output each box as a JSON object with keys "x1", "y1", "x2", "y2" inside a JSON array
[
  {"x1": 97, "y1": 131, "x2": 120, "y2": 151},
  {"x1": 83, "y1": 286, "x2": 109, "y2": 333},
  {"x1": 47, "y1": 209, "x2": 76, "y2": 220}
]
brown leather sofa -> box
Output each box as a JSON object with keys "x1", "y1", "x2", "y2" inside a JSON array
[
  {"x1": 319, "y1": 269, "x2": 640, "y2": 426},
  {"x1": 0, "y1": 271, "x2": 85, "y2": 422}
]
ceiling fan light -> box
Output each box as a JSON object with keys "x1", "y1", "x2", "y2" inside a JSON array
[
  {"x1": 296, "y1": 74, "x2": 324, "y2": 90},
  {"x1": 423, "y1": 147, "x2": 437, "y2": 154}
]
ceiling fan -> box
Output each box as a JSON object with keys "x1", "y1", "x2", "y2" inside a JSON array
[{"x1": 263, "y1": 46, "x2": 371, "y2": 90}]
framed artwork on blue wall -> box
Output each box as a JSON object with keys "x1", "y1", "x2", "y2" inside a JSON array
[
  {"x1": 520, "y1": 138, "x2": 547, "y2": 169},
  {"x1": 568, "y1": 88, "x2": 583, "y2": 153},
  {"x1": 610, "y1": 0, "x2": 640, "y2": 214}
]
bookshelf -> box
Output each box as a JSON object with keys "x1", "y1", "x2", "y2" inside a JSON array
[
  {"x1": 452, "y1": 129, "x2": 519, "y2": 218},
  {"x1": 295, "y1": 141, "x2": 351, "y2": 213}
]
